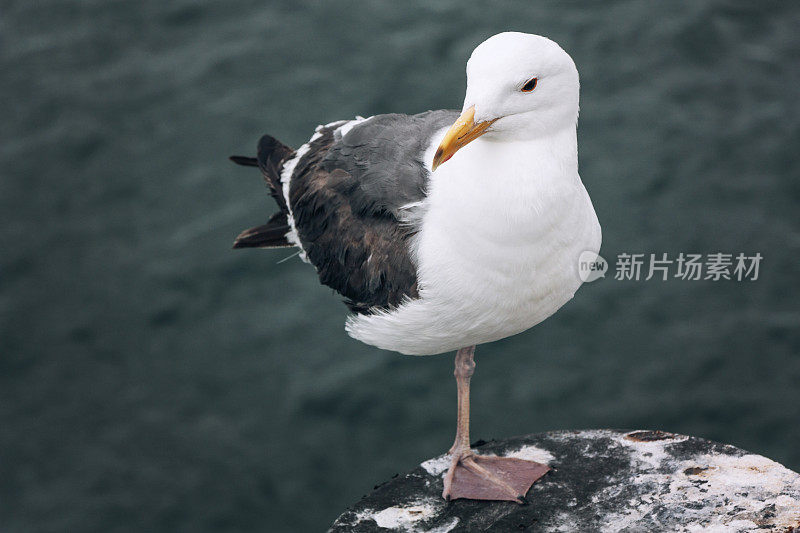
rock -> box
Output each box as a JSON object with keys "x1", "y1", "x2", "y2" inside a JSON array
[{"x1": 328, "y1": 429, "x2": 800, "y2": 532}]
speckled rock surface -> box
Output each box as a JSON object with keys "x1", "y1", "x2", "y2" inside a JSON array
[{"x1": 329, "y1": 429, "x2": 800, "y2": 532}]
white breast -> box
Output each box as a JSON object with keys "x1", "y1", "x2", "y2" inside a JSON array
[{"x1": 346, "y1": 128, "x2": 601, "y2": 355}]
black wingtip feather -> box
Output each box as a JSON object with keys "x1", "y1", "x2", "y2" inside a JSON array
[
  {"x1": 233, "y1": 212, "x2": 293, "y2": 249},
  {"x1": 256, "y1": 135, "x2": 295, "y2": 211},
  {"x1": 229, "y1": 155, "x2": 259, "y2": 167},
  {"x1": 232, "y1": 225, "x2": 292, "y2": 249}
]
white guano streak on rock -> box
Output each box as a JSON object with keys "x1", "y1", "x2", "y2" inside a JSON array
[
  {"x1": 419, "y1": 455, "x2": 451, "y2": 477},
  {"x1": 354, "y1": 501, "x2": 458, "y2": 532}
]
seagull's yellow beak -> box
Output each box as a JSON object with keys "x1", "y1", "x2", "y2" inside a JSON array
[{"x1": 432, "y1": 106, "x2": 496, "y2": 171}]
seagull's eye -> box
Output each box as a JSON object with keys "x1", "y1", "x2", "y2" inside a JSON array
[{"x1": 520, "y1": 77, "x2": 538, "y2": 92}]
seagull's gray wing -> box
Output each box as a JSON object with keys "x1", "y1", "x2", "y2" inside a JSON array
[{"x1": 288, "y1": 110, "x2": 458, "y2": 313}]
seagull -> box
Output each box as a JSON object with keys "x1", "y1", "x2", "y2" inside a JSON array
[{"x1": 231, "y1": 32, "x2": 601, "y2": 503}]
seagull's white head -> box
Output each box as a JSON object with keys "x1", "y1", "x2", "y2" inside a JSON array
[{"x1": 433, "y1": 32, "x2": 579, "y2": 169}]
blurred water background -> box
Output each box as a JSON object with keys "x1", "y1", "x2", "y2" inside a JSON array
[{"x1": 2, "y1": 1, "x2": 799, "y2": 531}]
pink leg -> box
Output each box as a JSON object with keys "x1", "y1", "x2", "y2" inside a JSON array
[{"x1": 441, "y1": 346, "x2": 550, "y2": 503}]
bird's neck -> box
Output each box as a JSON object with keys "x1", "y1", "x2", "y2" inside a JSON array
[{"x1": 474, "y1": 124, "x2": 578, "y2": 185}]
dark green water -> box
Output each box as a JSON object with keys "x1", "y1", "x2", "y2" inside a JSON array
[{"x1": 2, "y1": 1, "x2": 799, "y2": 531}]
